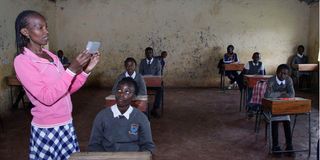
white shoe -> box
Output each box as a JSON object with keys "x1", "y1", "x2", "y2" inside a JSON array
[
  {"x1": 227, "y1": 84, "x2": 232, "y2": 89},
  {"x1": 233, "y1": 82, "x2": 238, "y2": 88}
]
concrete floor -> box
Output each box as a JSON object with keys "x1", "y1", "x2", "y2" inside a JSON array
[{"x1": 0, "y1": 88, "x2": 318, "y2": 160}]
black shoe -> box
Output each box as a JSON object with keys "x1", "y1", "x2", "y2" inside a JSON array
[
  {"x1": 284, "y1": 146, "x2": 295, "y2": 157},
  {"x1": 272, "y1": 146, "x2": 282, "y2": 157}
]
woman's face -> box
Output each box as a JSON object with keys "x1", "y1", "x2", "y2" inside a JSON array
[
  {"x1": 22, "y1": 15, "x2": 49, "y2": 46},
  {"x1": 115, "y1": 83, "x2": 135, "y2": 108}
]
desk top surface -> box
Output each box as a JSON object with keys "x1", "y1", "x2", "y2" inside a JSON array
[
  {"x1": 222, "y1": 63, "x2": 244, "y2": 70},
  {"x1": 295, "y1": 63, "x2": 318, "y2": 71},
  {"x1": 69, "y1": 152, "x2": 151, "y2": 160},
  {"x1": 244, "y1": 75, "x2": 273, "y2": 78},
  {"x1": 263, "y1": 97, "x2": 309, "y2": 102},
  {"x1": 105, "y1": 95, "x2": 148, "y2": 100}
]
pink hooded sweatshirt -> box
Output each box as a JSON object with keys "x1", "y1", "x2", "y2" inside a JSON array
[{"x1": 14, "y1": 47, "x2": 89, "y2": 127}]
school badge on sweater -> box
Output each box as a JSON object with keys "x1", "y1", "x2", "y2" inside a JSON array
[{"x1": 129, "y1": 124, "x2": 139, "y2": 135}]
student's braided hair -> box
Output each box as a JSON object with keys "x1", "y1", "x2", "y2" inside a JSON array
[{"x1": 15, "y1": 10, "x2": 45, "y2": 55}]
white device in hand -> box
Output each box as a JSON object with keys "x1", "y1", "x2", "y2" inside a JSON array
[{"x1": 86, "y1": 41, "x2": 101, "y2": 54}]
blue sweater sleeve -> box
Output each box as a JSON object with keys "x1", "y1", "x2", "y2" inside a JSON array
[
  {"x1": 88, "y1": 110, "x2": 106, "y2": 151},
  {"x1": 138, "y1": 112, "x2": 155, "y2": 153}
]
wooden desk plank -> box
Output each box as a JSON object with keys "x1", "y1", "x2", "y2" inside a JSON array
[
  {"x1": 222, "y1": 64, "x2": 244, "y2": 71},
  {"x1": 295, "y1": 64, "x2": 318, "y2": 71},
  {"x1": 244, "y1": 75, "x2": 272, "y2": 88},
  {"x1": 105, "y1": 95, "x2": 148, "y2": 112},
  {"x1": 69, "y1": 152, "x2": 151, "y2": 160},
  {"x1": 6, "y1": 76, "x2": 21, "y2": 86},
  {"x1": 143, "y1": 76, "x2": 162, "y2": 87},
  {"x1": 262, "y1": 97, "x2": 311, "y2": 115}
]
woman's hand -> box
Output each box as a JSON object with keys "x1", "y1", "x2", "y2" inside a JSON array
[
  {"x1": 84, "y1": 52, "x2": 100, "y2": 73},
  {"x1": 68, "y1": 50, "x2": 91, "y2": 74}
]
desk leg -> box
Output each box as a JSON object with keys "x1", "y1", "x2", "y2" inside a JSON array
[
  {"x1": 10, "y1": 86, "x2": 14, "y2": 108},
  {"x1": 296, "y1": 71, "x2": 300, "y2": 89},
  {"x1": 308, "y1": 113, "x2": 311, "y2": 157},
  {"x1": 239, "y1": 90, "x2": 243, "y2": 112},
  {"x1": 222, "y1": 70, "x2": 225, "y2": 91},
  {"x1": 269, "y1": 119, "x2": 273, "y2": 154}
]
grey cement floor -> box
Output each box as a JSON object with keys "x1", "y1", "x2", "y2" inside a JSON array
[{"x1": 0, "y1": 88, "x2": 318, "y2": 160}]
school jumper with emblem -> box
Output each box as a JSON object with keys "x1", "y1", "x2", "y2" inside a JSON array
[
  {"x1": 88, "y1": 105, "x2": 155, "y2": 152},
  {"x1": 139, "y1": 58, "x2": 162, "y2": 111},
  {"x1": 264, "y1": 76, "x2": 295, "y2": 150},
  {"x1": 14, "y1": 47, "x2": 89, "y2": 160},
  {"x1": 112, "y1": 71, "x2": 147, "y2": 95}
]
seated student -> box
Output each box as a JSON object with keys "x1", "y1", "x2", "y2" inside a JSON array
[
  {"x1": 240, "y1": 52, "x2": 266, "y2": 117},
  {"x1": 243, "y1": 52, "x2": 265, "y2": 75},
  {"x1": 290, "y1": 45, "x2": 310, "y2": 88},
  {"x1": 139, "y1": 47, "x2": 162, "y2": 117},
  {"x1": 112, "y1": 57, "x2": 147, "y2": 96},
  {"x1": 264, "y1": 64, "x2": 295, "y2": 157},
  {"x1": 223, "y1": 45, "x2": 240, "y2": 89},
  {"x1": 88, "y1": 77, "x2": 155, "y2": 153},
  {"x1": 155, "y1": 51, "x2": 168, "y2": 75},
  {"x1": 57, "y1": 50, "x2": 70, "y2": 65}
]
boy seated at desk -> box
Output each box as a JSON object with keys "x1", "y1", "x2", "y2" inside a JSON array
[
  {"x1": 139, "y1": 47, "x2": 162, "y2": 118},
  {"x1": 88, "y1": 77, "x2": 155, "y2": 153},
  {"x1": 223, "y1": 45, "x2": 240, "y2": 89},
  {"x1": 155, "y1": 51, "x2": 168, "y2": 75},
  {"x1": 290, "y1": 45, "x2": 310, "y2": 88},
  {"x1": 112, "y1": 57, "x2": 147, "y2": 96},
  {"x1": 264, "y1": 64, "x2": 295, "y2": 157}
]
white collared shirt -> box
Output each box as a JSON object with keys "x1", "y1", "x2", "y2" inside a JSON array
[
  {"x1": 125, "y1": 71, "x2": 136, "y2": 79},
  {"x1": 297, "y1": 53, "x2": 304, "y2": 58},
  {"x1": 276, "y1": 76, "x2": 286, "y2": 85},
  {"x1": 111, "y1": 104, "x2": 133, "y2": 120},
  {"x1": 146, "y1": 58, "x2": 154, "y2": 65}
]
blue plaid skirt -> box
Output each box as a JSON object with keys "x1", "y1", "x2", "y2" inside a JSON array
[{"x1": 29, "y1": 123, "x2": 80, "y2": 160}]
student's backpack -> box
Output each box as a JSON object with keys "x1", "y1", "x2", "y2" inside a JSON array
[{"x1": 217, "y1": 58, "x2": 224, "y2": 74}]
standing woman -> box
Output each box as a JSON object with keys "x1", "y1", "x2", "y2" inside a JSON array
[{"x1": 14, "y1": 10, "x2": 100, "y2": 159}]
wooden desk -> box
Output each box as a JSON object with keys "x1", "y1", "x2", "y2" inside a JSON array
[
  {"x1": 239, "y1": 75, "x2": 272, "y2": 111},
  {"x1": 105, "y1": 95, "x2": 148, "y2": 112},
  {"x1": 243, "y1": 75, "x2": 272, "y2": 88},
  {"x1": 293, "y1": 64, "x2": 319, "y2": 89},
  {"x1": 294, "y1": 64, "x2": 318, "y2": 72},
  {"x1": 143, "y1": 76, "x2": 162, "y2": 87},
  {"x1": 6, "y1": 76, "x2": 26, "y2": 109},
  {"x1": 220, "y1": 64, "x2": 244, "y2": 90},
  {"x1": 69, "y1": 152, "x2": 151, "y2": 160},
  {"x1": 261, "y1": 97, "x2": 311, "y2": 156},
  {"x1": 262, "y1": 97, "x2": 311, "y2": 115},
  {"x1": 7, "y1": 75, "x2": 21, "y2": 86},
  {"x1": 143, "y1": 76, "x2": 164, "y2": 117}
]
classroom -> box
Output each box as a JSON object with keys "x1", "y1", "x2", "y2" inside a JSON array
[{"x1": 0, "y1": 0, "x2": 319, "y2": 159}]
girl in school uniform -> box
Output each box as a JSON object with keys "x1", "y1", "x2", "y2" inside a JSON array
[
  {"x1": 112, "y1": 57, "x2": 147, "y2": 96},
  {"x1": 264, "y1": 64, "x2": 295, "y2": 157},
  {"x1": 88, "y1": 77, "x2": 155, "y2": 152},
  {"x1": 14, "y1": 10, "x2": 100, "y2": 159},
  {"x1": 223, "y1": 45, "x2": 240, "y2": 89}
]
